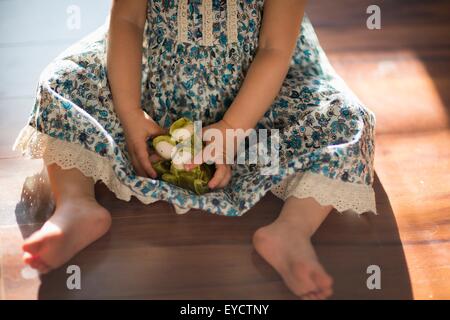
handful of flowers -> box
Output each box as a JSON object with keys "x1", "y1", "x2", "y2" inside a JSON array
[{"x1": 149, "y1": 118, "x2": 215, "y2": 195}]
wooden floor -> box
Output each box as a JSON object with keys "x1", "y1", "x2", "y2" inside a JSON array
[{"x1": 1, "y1": 0, "x2": 449, "y2": 299}]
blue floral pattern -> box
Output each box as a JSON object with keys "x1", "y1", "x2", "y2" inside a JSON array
[{"x1": 19, "y1": 0, "x2": 375, "y2": 216}]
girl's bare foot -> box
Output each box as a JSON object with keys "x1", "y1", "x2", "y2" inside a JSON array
[
  {"x1": 253, "y1": 196, "x2": 333, "y2": 299},
  {"x1": 22, "y1": 197, "x2": 111, "y2": 273}
]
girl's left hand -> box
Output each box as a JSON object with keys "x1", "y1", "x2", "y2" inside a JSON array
[
  {"x1": 185, "y1": 120, "x2": 235, "y2": 189},
  {"x1": 208, "y1": 163, "x2": 232, "y2": 189},
  {"x1": 204, "y1": 120, "x2": 236, "y2": 189}
]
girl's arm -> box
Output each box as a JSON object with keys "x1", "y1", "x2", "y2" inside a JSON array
[
  {"x1": 107, "y1": 0, "x2": 147, "y2": 120},
  {"x1": 107, "y1": 0, "x2": 164, "y2": 178},
  {"x1": 223, "y1": 0, "x2": 306, "y2": 130},
  {"x1": 201, "y1": 0, "x2": 306, "y2": 189}
]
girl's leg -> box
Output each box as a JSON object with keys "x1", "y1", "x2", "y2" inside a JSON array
[
  {"x1": 253, "y1": 196, "x2": 333, "y2": 299},
  {"x1": 22, "y1": 164, "x2": 111, "y2": 273}
]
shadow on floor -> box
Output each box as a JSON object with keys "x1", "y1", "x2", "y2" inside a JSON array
[
  {"x1": 14, "y1": 170, "x2": 412, "y2": 299},
  {"x1": 14, "y1": 169, "x2": 54, "y2": 236},
  {"x1": 313, "y1": 174, "x2": 413, "y2": 299}
]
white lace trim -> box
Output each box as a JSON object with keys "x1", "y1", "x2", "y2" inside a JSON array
[
  {"x1": 226, "y1": 0, "x2": 238, "y2": 44},
  {"x1": 177, "y1": 0, "x2": 237, "y2": 46},
  {"x1": 201, "y1": 0, "x2": 214, "y2": 46},
  {"x1": 271, "y1": 172, "x2": 377, "y2": 214},
  {"x1": 177, "y1": 0, "x2": 189, "y2": 43},
  {"x1": 12, "y1": 126, "x2": 190, "y2": 215},
  {"x1": 13, "y1": 126, "x2": 376, "y2": 215}
]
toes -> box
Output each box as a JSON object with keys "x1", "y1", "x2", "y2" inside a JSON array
[
  {"x1": 312, "y1": 269, "x2": 333, "y2": 296},
  {"x1": 310, "y1": 286, "x2": 333, "y2": 300},
  {"x1": 34, "y1": 259, "x2": 51, "y2": 274},
  {"x1": 289, "y1": 263, "x2": 319, "y2": 296},
  {"x1": 22, "y1": 251, "x2": 34, "y2": 264},
  {"x1": 23, "y1": 253, "x2": 51, "y2": 274},
  {"x1": 311, "y1": 292, "x2": 323, "y2": 300},
  {"x1": 318, "y1": 287, "x2": 333, "y2": 299},
  {"x1": 312, "y1": 269, "x2": 333, "y2": 288},
  {"x1": 22, "y1": 234, "x2": 45, "y2": 254},
  {"x1": 301, "y1": 290, "x2": 326, "y2": 300},
  {"x1": 24, "y1": 256, "x2": 50, "y2": 273},
  {"x1": 307, "y1": 292, "x2": 320, "y2": 300},
  {"x1": 288, "y1": 262, "x2": 334, "y2": 298},
  {"x1": 22, "y1": 232, "x2": 51, "y2": 272},
  {"x1": 301, "y1": 292, "x2": 318, "y2": 300},
  {"x1": 251, "y1": 225, "x2": 334, "y2": 300}
]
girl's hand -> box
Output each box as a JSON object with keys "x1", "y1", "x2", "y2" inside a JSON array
[
  {"x1": 121, "y1": 109, "x2": 166, "y2": 178},
  {"x1": 186, "y1": 120, "x2": 235, "y2": 189},
  {"x1": 208, "y1": 163, "x2": 232, "y2": 189}
]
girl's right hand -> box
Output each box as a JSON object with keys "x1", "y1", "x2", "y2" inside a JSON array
[{"x1": 120, "y1": 109, "x2": 166, "y2": 179}]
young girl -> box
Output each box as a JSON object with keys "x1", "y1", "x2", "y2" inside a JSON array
[{"x1": 14, "y1": 0, "x2": 376, "y2": 299}]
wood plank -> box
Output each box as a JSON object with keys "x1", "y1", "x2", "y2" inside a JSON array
[
  {"x1": 307, "y1": 0, "x2": 450, "y2": 29},
  {"x1": 0, "y1": 224, "x2": 40, "y2": 300},
  {"x1": 313, "y1": 25, "x2": 450, "y2": 53},
  {"x1": 329, "y1": 50, "x2": 450, "y2": 134},
  {"x1": 375, "y1": 130, "x2": 450, "y2": 233},
  {"x1": 375, "y1": 130, "x2": 450, "y2": 299}
]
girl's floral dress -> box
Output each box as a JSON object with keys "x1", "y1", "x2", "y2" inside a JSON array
[{"x1": 14, "y1": 0, "x2": 377, "y2": 215}]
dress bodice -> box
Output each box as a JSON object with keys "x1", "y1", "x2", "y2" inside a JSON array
[
  {"x1": 141, "y1": 0, "x2": 266, "y2": 126},
  {"x1": 145, "y1": 0, "x2": 264, "y2": 48}
]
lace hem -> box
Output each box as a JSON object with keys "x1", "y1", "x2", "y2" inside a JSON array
[
  {"x1": 13, "y1": 126, "x2": 376, "y2": 215},
  {"x1": 271, "y1": 172, "x2": 377, "y2": 214},
  {"x1": 12, "y1": 126, "x2": 191, "y2": 215}
]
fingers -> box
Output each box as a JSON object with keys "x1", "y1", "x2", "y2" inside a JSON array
[
  {"x1": 130, "y1": 153, "x2": 146, "y2": 177},
  {"x1": 129, "y1": 139, "x2": 157, "y2": 179},
  {"x1": 216, "y1": 167, "x2": 232, "y2": 189},
  {"x1": 183, "y1": 140, "x2": 211, "y2": 171},
  {"x1": 146, "y1": 116, "x2": 167, "y2": 136},
  {"x1": 183, "y1": 163, "x2": 199, "y2": 171},
  {"x1": 135, "y1": 142, "x2": 157, "y2": 178},
  {"x1": 208, "y1": 164, "x2": 232, "y2": 189},
  {"x1": 148, "y1": 152, "x2": 163, "y2": 163},
  {"x1": 151, "y1": 124, "x2": 167, "y2": 136},
  {"x1": 208, "y1": 164, "x2": 226, "y2": 189},
  {"x1": 124, "y1": 114, "x2": 168, "y2": 178}
]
